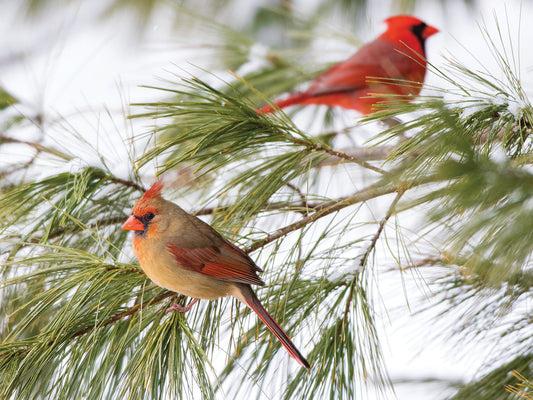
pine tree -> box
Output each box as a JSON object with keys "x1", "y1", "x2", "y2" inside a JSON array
[{"x1": 1, "y1": 1, "x2": 532, "y2": 399}]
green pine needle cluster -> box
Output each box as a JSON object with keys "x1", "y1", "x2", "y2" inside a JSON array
[{"x1": 1, "y1": 3, "x2": 532, "y2": 400}]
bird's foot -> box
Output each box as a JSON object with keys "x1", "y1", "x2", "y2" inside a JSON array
[{"x1": 166, "y1": 298, "x2": 199, "y2": 313}]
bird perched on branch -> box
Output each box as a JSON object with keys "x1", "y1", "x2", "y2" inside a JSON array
[
  {"x1": 258, "y1": 15, "x2": 438, "y2": 115},
  {"x1": 123, "y1": 180, "x2": 310, "y2": 369}
]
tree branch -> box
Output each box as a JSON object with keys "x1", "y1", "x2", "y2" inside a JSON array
[
  {"x1": 359, "y1": 190, "x2": 404, "y2": 268},
  {"x1": 386, "y1": 255, "x2": 446, "y2": 272},
  {"x1": 316, "y1": 144, "x2": 398, "y2": 167},
  {"x1": 107, "y1": 177, "x2": 146, "y2": 192},
  {"x1": 0, "y1": 135, "x2": 72, "y2": 161},
  {"x1": 285, "y1": 182, "x2": 310, "y2": 216},
  {"x1": 72, "y1": 291, "x2": 175, "y2": 339},
  {"x1": 340, "y1": 189, "x2": 404, "y2": 334},
  {"x1": 290, "y1": 137, "x2": 387, "y2": 174},
  {"x1": 1, "y1": 290, "x2": 176, "y2": 358},
  {"x1": 245, "y1": 181, "x2": 404, "y2": 253},
  {"x1": 193, "y1": 201, "x2": 321, "y2": 216}
]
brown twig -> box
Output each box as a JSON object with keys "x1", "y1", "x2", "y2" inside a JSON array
[
  {"x1": 285, "y1": 182, "x2": 310, "y2": 216},
  {"x1": 0, "y1": 150, "x2": 41, "y2": 182},
  {"x1": 0, "y1": 135, "x2": 72, "y2": 161},
  {"x1": 359, "y1": 190, "x2": 404, "y2": 269},
  {"x1": 1, "y1": 290, "x2": 175, "y2": 358},
  {"x1": 193, "y1": 201, "x2": 321, "y2": 217},
  {"x1": 290, "y1": 137, "x2": 387, "y2": 174},
  {"x1": 107, "y1": 177, "x2": 146, "y2": 192},
  {"x1": 72, "y1": 291, "x2": 175, "y2": 339},
  {"x1": 339, "y1": 189, "x2": 404, "y2": 333},
  {"x1": 316, "y1": 144, "x2": 398, "y2": 167},
  {"x1": 245, "y1": 181, "x2": 405, "y2": 254},
  {"x1": 387, "y1": 255, "x2": 446, "y2": 273}
]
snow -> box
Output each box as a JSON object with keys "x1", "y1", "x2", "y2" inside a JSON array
[{"x1": 1, "y1": 0, "x2": 532, "y2": 399}]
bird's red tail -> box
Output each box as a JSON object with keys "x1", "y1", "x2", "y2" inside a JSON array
[
  {"x1": 238, "y1": 286, "x2": 310, "y2": 369},
  {"x1": 257, "y1": 93, "x2": 311, "y2": 114}
]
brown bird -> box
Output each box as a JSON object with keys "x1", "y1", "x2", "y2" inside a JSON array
[
  {"x1": 258, "y1": 15, "x2": 439, "y2": 115},
  {"x1": 122, "y1": 180, "x2": 310, "y2": 369}
]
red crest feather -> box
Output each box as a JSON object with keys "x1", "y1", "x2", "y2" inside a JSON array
[
  {"x1": 383, "y1": 15, "x2": 423, "y2": 27},
  {"x1": 142, "y1": 179, "x2": 164, "y2": 200}
]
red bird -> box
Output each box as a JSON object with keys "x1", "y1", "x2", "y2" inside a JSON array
[
  {"x1": 258, "y1": 15, "x2": 439, "y2": 115},
  {"x1": 123, "y1": 181, "x2": 310, "y2": 369}
]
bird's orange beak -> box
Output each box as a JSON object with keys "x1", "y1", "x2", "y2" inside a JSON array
[
  {"x1": 122, "y1": 215, "x2": 144, "y2": 231},
  {"x1": 423, "y1": 25, "x2": 439, "y2": 39}
]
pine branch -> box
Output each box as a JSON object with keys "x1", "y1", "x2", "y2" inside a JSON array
[
  {"x1": 385, "y1": 255, "x2": 446, "y2": 272},
  {"x1": 0, "y1": 134, "x2": 72, "y2": 161},
  {"x1": 246, "y1": 181, "x2": 415, "y2": 253},
  {"x1": 506, "y1": 371, "x2": 533, "y2": 400},
  {"x1": 316, "y1": 143, "x2": 398, "y2": 166},
  {"x1": 0, "y1": 289, "x2": 174, "y2": 358},
  {"x1": 107, "y1": 177, "x2": 146, "y2": 192},
  {"x1": 449, "y1": 355, "x2": 533, "y2": 400},
  {"x1": 2, "y1": 9, "x2": 532, "y2": 400},
  {"x1": 71, "y1": 291, "x2": 174, "y2": 339},
  {"x1": 359, "y1": 190, "x2": 404, "y2": 269},
  {"x1": 289, "y1": 137, "x2": 387, "y2": 174},
  {"x1": 7, "y1": 178, "x2": 411, "y2": 354},
  {"x1": 340, "y1": 190, "x2": 403, "y2": 334}
]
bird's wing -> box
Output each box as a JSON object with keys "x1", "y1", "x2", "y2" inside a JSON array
[
  {"x1": 166, "y1": 240, "x2": 265, "y2": 286},
  {"x1": 308, "y1": 39, "x2": 422, "y2": 96}
]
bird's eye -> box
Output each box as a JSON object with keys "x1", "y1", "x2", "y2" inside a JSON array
[{"x1": 145, "y1": 212, "x2": 155, "y2": 221}]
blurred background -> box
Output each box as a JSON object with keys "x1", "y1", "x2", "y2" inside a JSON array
[{"x1": 0, "y1": 0, "x2": 531, "y2": 399}]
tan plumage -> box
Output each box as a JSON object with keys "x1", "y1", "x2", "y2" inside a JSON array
[{"x1": 123, "y1": 180, "x2": 310, "y2": 369}]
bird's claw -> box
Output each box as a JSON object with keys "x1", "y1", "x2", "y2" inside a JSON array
[{"x1": 166, "y1": 298, "x2": 199, "y2": 313}]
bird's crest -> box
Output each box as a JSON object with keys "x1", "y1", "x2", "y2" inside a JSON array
[
  {"x1": 383, "y1": 15, "x2": 424, "y2": 28},
  {"x1": 131, "y1": 179, "x2": 163, "y2": 215},
  {"x1": 142, "y1": 179, "x2": 164, "y2": 200}
]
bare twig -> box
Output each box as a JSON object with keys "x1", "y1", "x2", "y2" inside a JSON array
[
  {"x1": 245, "y1": 181, "x2": 406, "y2": 253},
  {"x1": 0, "y1": 150, "x2": 41, "y2": 182},
  {"x1": 107, "y1": 177, "x2": 145, "y2": 192},
  {"x1": 193, "y1": 201, "x2": 321, "y2": 217},
  {"x1": 285, "y1": 182, "x2": 310, "y2": 216},
  {"x1": 340, "y1": 189, "x2": 404, "y2": 333},
  {"x1": 0, "y1": 135, "x2": 72, "y2": 161},
  {"x1": 290, "y1": 137, "x2": 387, "y2": 174},
  {"x1": 386, "y1": 255, "x2": 446, "y2": 272},
  {"x1": 316, "y1": 144, "x2": 398, "y2": 167},
  {"x1": 359, "y1": 190, "x2": 404, "y2": 268},
  {"x1": 0, "y1": 135, "x2": 144, "y2": 192}
]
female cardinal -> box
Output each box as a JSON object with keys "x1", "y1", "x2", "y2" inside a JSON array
[
  {"x1": 258, "y1": 15, "x2": 438, "y2": 115},
  {"x1": 122, "y1": 180, "x2": 310, "y2": 369}
]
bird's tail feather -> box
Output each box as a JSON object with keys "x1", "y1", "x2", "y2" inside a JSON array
[
  {"x1": 237, "y1": 285, "x2": 310, "y2": 370},
  {"x1": 257, "y1": 93, "x2": 310, "y2": 114}
]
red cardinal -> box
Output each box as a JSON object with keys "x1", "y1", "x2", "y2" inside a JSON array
[
  {"x1": 258, "y1": 15, "x2": 438, "y2": 115},
  {"x1": 123, "y1": 181, "x2": 310, "y2": 369}
]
